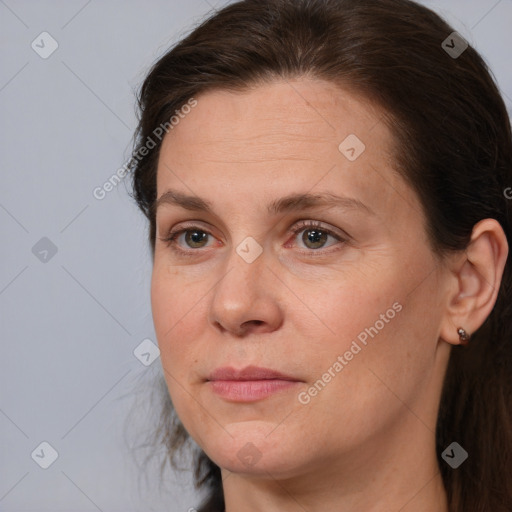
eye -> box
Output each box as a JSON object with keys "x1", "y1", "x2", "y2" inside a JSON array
[
  {"x1": 158, "y1": 220, "x2": 347, "y2": 257},
  {"x1": 288, "y1": 220, "x2": 346, "y2": 252},
  {"x1": 159, "y1": 226, "x2": 214, "y2": 253}
]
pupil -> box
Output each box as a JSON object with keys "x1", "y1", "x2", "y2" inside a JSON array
[
  {"x1": 304, "y1": 229, "x2": 326, "y2": 248},
  {"x1": 187, "y1": 230, "x2": 207, "y2": 247}
]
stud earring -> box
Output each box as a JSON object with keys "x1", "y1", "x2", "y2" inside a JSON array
[{"x1": 457, "y1": 327, "x2": 470, "y2": 345}]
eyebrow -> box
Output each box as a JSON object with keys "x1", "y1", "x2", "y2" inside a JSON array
[{"x1": 153, "y1": 188, "x2": 375, "y2": 216}]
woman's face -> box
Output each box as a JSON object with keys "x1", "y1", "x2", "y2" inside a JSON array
[{"x1": 151, "y1": 78, "x2": 453, "y2": 479}]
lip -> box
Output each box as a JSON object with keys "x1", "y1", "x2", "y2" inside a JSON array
[
  {"x1": 207, "y1": 365, "x2": 299, "y2": 382},
  {"x1": 206, "y1": 365, "x2": 302, "y2": 402}
]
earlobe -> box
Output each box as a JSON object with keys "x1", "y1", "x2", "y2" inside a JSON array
[{"x1": 439, "y1": 218, "x2": 509, "y2": 346}]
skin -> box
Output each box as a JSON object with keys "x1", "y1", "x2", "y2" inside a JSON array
[{"x1": 150, "y1": 78, "x2": 508, "y2": 512}]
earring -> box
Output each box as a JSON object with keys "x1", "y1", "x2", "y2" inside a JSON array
[{"x1": 457, "y1": 327, "x2": 470, "y2": 345}]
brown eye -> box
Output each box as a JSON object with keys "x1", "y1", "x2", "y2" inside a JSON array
[
  {"x1": 290, "y1": 221, "x2": 346, "y2": 252},
  {"x1": 301, "y1": 228, "x2": 329, "y2": 249},
  {"x1": 159, "y1": 226, "x2": 214, "y2": 253},
  {"x1": 184, "y1": 230, "x2": 209, "y2": 248}
]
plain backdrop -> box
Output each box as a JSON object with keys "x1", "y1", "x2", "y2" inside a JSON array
[{"x1": 1, "y1": 1, "x2": 511, "y2": 511}]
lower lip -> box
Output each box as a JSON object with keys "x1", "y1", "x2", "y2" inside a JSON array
[{"x1": 208, "y1": 379, "x2": 299, "y2": 402}]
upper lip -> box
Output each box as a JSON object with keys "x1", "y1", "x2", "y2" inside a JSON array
[{"x1": 207, "y1": 365, "x2": 300, "y2": 381}]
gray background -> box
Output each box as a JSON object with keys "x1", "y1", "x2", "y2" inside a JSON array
[{"x1": 1, "y1": 1, "x2": 511, "y2": 511}]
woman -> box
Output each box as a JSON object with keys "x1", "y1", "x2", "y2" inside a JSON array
[{"x1": 129, "y1": 0, "x2": 512, "y2": 510}]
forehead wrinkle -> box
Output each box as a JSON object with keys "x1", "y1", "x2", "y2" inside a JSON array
[{"x1": 187, "y1": 132, "x2": 334, "y2": 164}]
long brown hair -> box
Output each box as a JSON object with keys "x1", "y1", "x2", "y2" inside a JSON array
[{"x1": 129, "y1": 1, "x2": 512, "y2": 510}]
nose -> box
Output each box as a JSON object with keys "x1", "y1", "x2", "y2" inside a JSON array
[{"x1": 208, "y1": 244, "x2": 284, "y2": 337}]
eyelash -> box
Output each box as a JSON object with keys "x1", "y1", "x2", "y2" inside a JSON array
[{"x1": 158, "y1": 220, "x2": 348, "y2": 258}]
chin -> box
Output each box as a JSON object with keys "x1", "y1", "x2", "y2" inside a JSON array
[{"x1": 200, "y1": 425, "x2": 307, "y2": 478}]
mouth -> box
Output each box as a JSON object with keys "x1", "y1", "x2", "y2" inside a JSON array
[{"x1": 206, "y1": 365, "x2": 302, "y2": 402}]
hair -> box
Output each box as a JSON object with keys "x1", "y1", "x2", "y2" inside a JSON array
[{"x1": 128, "y1": 0, "x2": 512, "y2": 510}]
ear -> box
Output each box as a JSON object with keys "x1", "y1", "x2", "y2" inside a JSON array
[{"x1": 439, "y1": 218, "x2": 509, "y2": 346}]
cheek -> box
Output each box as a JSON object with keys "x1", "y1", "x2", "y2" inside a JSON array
[
  {"x1": 294, "y1": 263, "x2": 399, "y2": 349},
  {"x1": 295, "y1": 256, "x2": 434, "y2": 387},
  {"x1": 150, "y1": 267, "x2": 202, "y2": 374},
  {"x1": 150, "y1": 269, "x2": 209, "y2": 436},
  {"x1": 305, "y1": 265, "x2": 441, "y2": 417}
]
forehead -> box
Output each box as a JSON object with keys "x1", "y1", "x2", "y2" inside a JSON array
[
  {"x1": 155, "y1": 78, "x2": 417, "y2": 225},
  {"x1": 160, "y1": 78, "x2": 386, "y2": 160}
]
